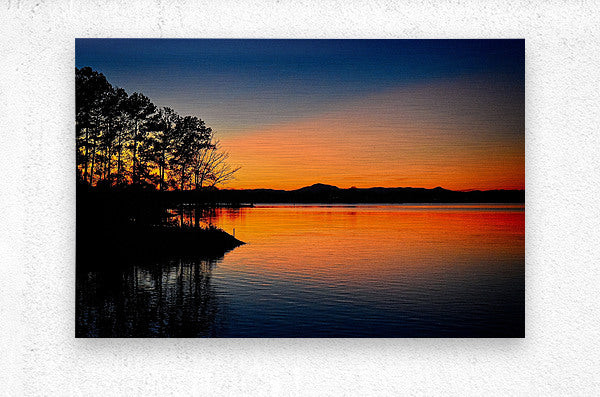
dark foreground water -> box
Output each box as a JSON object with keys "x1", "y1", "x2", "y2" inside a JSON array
[{"x1": 76, "y1": 204, "x2": 524, "y2": 337}]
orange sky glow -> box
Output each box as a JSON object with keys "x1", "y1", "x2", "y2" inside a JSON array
[{"x1": 219, "y1": 79, "x2": 524, "y2": 191}]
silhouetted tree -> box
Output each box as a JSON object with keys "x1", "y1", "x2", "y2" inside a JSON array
[
  {"x1": 110, "y1": 88, "x2": 129, "y2": 186},
  {"x1": 170, "y1": 116, "x2": 212, "y2": 190},
  {"x1": 76, "y1": 67, "x2": 238, "y2": 191},
  {"x1": 147, "y1": 107, "x2": 181, "y2": 191},
  {"x1": 192, "y1": 131, "x2": 240, "y2": 189},
  {"x1": 96, "y1": 86, "x2": 128, "y2": 185},
  {"x1": 123, "y1": 93, "x2": 156, "y2": 186},
  {"x1": 76, "y1": 67, "x2": 113, "y2": 184}
]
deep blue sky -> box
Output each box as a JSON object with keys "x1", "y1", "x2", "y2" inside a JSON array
[{"x1": 76, "y1": 39, "x2": 524, "y2": 133}]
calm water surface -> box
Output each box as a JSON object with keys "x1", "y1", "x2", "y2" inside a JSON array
[{"x1": 77, "y1": 204, "x2": 524, "y2": 337}]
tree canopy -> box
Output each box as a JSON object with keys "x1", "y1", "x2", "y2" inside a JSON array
[{"x1": 76, "y1": 67, "x2": 239, "y2": 190}]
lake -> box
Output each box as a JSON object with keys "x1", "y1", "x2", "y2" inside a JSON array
[{"x1": 76, "y1": 204, "x2": 524, "y2": 337}]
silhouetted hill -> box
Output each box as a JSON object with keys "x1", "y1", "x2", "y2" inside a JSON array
[
  {"x1": 211, "y1": 184, "x2": 524, "y2": 204},
  {"x1": 296, "y1": 183, "x2": 340, "y2": 193},
  {"x1": 79, "y1": 182, "x2": 524, "y2": 206}
]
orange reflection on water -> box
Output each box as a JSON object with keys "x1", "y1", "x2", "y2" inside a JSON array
[{"x1": 210, "y1": 204, "x2": 524, "y2": 282}]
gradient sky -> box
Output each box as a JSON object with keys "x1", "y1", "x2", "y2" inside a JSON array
[{"x1": 76, "y1": 39, "x2": 524, "y2": 190}]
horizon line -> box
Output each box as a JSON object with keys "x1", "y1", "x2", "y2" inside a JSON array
[{"x1": 216, "y1": 183, "x2": 525, "y2": 192}]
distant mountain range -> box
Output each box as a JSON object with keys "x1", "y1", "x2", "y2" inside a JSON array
[{"x1": 210, "y1": 183, "x2": 525, "y2": 204}]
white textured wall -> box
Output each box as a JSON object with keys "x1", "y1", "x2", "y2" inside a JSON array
[{"x1": 1, "y1": 1, "x2": 599, "y2": 395}]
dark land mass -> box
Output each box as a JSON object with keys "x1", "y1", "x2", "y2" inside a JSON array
[
  {"x1": 79, "y1": 183, "x2": 524, "y2": 207},
  {"x1": 147, "y1": 183, "x2": 524, "y2": 205},
  {"x1": 77, "y1": 185, "x2": 245, "y2": 270},
  {"x1": 77, "y1": 182, "x2": 523, "y2": 269}
]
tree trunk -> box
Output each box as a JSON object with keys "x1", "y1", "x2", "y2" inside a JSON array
[
  {"x1": 90, "y1": 135, "x2": 96, "y2": 186},
  {"x1": 160, "y1": 148, "x2": 166, "y2": 191},
  {"x1": 117, "y1": 134, "x2": 122, "y2": 185},
  {"x1": 83, "y1": 128, "x2": 89, "y2": 183},
  {"x1": 132, "y1": 120, "x2": 138, "y2": 185},
  {"x1": 105, "y1": 121, "x2": 111, "y2": 182},
  {"x1": 105, "y1": 146, "x2": 111, "y2": 181},
  {"x1": 180, "y1": 166, "x2": 185, "y2": 191},
  {"x1": 132, "y1": 142, "x2": 137, "y2": 184}
]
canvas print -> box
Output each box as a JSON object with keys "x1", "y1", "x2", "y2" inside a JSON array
[{"x1": 76, "y1": 39, "x2": 524, "y2": 337}]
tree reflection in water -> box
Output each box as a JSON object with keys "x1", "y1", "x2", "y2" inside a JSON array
[{"x1": 76, "y1": 256, "x2": 225, "y2": 337}]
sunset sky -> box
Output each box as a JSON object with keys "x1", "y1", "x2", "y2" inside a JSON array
[{"x1": 76, "y1": 39, "x2": 524, "y2": 190}]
